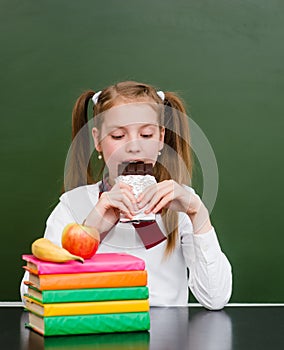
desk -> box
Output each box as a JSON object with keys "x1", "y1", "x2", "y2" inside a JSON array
[{"x1": 1, "y1": 306, "x2": 283, "y2": 350}]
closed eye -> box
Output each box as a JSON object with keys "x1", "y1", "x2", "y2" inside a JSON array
[
  {"x1": 141, "y1": 134, "x2": 153, "y2": 138},
  {"x1": 111, "y1": 135, "x2": 124, "y2": 140}
]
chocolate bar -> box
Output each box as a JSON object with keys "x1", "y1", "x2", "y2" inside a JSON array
[
  {"x1": 116, "y1": 162, "x2": 157, "y2": 223},
  {"x1": 118, "y1": 161, "x2": 154, "y2": 176}
]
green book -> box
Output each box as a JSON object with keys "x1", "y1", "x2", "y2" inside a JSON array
[
  {"x1": 26, "y1": 285, "x2": 149, "y2": 303},
  {"x1": 25, "y1": 311, "x2": 150, "y2": 336},
  {"x1": 28, "y1": 326, "x2": 150, "y2": 349}
]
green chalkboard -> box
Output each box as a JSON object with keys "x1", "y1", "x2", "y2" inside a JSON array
[{"x1": 1, "y1": 0, "x2": 283, "y2": 302}]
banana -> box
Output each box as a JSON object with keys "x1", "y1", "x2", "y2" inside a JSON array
[{"x1": 31, "y1": 238, "x2": 84, "y2": 263}]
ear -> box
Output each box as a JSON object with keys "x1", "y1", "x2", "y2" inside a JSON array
[
  {"x1": 92, "y1": 127, "x2": 102, "y2": 153},
  {"x1": 159, "y1": 126, "x2": 165, "y2": 151}
]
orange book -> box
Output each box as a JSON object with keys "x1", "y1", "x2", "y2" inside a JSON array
[{"x1": 25, "y1": 270, "x2": 147, "y2": 290}]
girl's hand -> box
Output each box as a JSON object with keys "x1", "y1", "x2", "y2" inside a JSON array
[
  {"x1": 136, "y1": 180, "x2": 212, "y2": 234},
  {"x1": 84, "y1": 182, "x2": 137, "y2": 234},
  {"x1": 136, "y1": 180, "x2": 195, "y2": 214}
]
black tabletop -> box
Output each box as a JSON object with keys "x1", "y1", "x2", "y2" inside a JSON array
[{"x1": 1, "y1": 306, "x2": 283, "y2": 350}]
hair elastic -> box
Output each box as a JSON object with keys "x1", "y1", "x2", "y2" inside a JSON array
[
  {"x1": 92, "y1": 91, "x2": 102, "y2": 105},
  {"x1": 156, "y1": 91, "x2": 165, "y2": 101}
]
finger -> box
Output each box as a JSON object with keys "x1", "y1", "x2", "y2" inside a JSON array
[
  {"x1": 110, "y1": 198, "x2": 135, "y2": 218},
  {"x1": 101, "y1": 191, "x2": 136, "y2": 215},
  {"x1": 113, "y1": 181, "x2": 135, "y2": 196},
  {"x1": 140, "y1": 182, "x2": 174, "y2": 211},
  {"x1": 137, "y1": 184, "x2": 160, "y2": 208},
  {"x1": 137, "y1": 180, "x2": 174, "y2": 205},
  {"x1": 151, "y1": 194, "x2": 173, "y2": 214},
  {"x1": 118, "y1": 188, "x2": 139, "y2": 213},
  {"x1": 111, "y1": 192, "x2": 137, "y2": 215},
  {"x1": 120, "y1": 188, "x2": 137, "y2": 205},
  {"x1": 145, "y1": 190, "x2": 174, "y2": 214},
  {"x1": 111, "y1": 183, "x2": 138, "y2": 208}
]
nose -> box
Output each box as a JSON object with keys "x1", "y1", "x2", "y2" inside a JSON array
[{"x1": 125, "y1": 137, "x2": 141, "y2": 154}]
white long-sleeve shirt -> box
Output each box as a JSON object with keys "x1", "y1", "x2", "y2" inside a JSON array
[{"x1": 20, "y1": 183, "x2": 232, "y2": 310}]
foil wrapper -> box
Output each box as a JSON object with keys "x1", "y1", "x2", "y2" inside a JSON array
[{"x1": 115, "y1": 174, "x2": 157, "y2": 223}]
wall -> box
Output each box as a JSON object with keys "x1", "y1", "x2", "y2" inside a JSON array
[{"x1": 1, "y1": 0, "x2": 283, "y2": 301}]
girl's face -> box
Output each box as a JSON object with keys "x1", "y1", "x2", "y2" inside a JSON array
[{"x1": 92, "y1": 103, "x2": 164, "y2": 182}]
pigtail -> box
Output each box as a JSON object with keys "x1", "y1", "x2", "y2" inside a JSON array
[
  {"x1": 163, "y1": 92, "x2": 192, "y2": 182},
  {"x1": 63, "y1": 90, "x2": 96, "y2": 192},
  {"x1": 156, "y1": 92, "x2": 193, "y2": 257}
]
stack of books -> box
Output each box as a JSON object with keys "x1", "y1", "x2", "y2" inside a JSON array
[{"x1": 22, "y1": 252, "x2": 150, "y2": 336}]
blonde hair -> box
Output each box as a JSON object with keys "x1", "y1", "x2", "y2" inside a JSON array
[{"x1": 66, "y1": 81, "x2": 193, "y2": 256}]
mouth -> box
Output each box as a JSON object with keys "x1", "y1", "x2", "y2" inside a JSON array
[{"x1": 122, "y1": 159, "x2": 145, "y2": 163}]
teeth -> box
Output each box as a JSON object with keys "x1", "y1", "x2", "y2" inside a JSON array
[{"x1": 31, "y1": 238, "x2": 84, "y2": 263}]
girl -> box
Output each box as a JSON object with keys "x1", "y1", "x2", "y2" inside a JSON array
[{"x1": 20, "y1": 81, "x2": 232, "y2": 309}]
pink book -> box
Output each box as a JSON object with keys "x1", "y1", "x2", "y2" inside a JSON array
[{"x1": 22, "y1": 253, "x2": 145, "y2": 275}]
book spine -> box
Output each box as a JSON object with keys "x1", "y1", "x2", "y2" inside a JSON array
[
  {"x1": 37, "y1": 270, "x2": 147, "y2": 290},
  {"x1": 28, "y1": 312, "x2": 151, "y2": 336},
  {"x1": 39, "y1": 286, "x2": 149, "y2": 303}
]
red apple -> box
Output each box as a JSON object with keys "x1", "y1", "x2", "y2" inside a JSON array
[{"x1": 61, "y1": 223, "x2": 100, "y2": 259}]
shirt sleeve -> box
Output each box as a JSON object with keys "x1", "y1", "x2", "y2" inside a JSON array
[
  {"x1": 43, "y1": 185, "x2": 97, "y2": 244},
  {"x1": 180, "y1": 215, "x2": 232, "y2": 310},
  {"x1": 43, "y1": 200, "x2": 78, "y2": 246}
]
